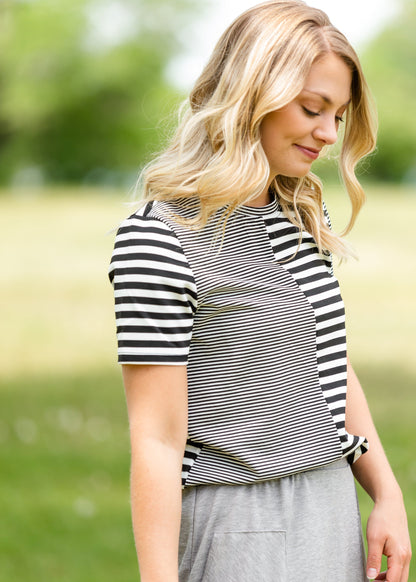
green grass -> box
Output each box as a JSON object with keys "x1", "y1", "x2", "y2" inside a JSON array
[
  {"x1": 0, "y1": 370, "x2": 138, "y2": 582},
  {"x1": 1, "y1": 365, "x2": 414, "y2": 580},
  {"x1": 1, "y1": 185, "x2": 415, "y2": 580}
]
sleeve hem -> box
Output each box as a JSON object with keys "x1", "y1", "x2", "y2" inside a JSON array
[{"x1": 118, "y1": 359, "x2": 188, "y2": 366}]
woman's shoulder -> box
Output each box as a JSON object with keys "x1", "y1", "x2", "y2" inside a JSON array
[
  {"x1": 109, "y1": 202, "x2": 194, "y2": 282},
  {"x1": 117, "y1": 203, "x2": 175, "y2": 234}
]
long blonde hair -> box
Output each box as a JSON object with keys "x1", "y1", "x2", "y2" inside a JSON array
[{"x1": 140, "y1": 0, "x2": 377, "y2": 258}]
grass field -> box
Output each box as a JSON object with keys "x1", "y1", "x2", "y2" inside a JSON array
[{"x1": 1, "y1": 185, "x2": 415, "y2": 581}]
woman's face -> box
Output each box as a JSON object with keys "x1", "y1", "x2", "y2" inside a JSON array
[{"x1": 260, "y1": 52, "x2": 352, "y2": 179}]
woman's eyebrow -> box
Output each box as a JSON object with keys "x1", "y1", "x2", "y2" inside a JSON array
[{"x1": 302, "y1": 89, "x2": 351, "y2": 108}]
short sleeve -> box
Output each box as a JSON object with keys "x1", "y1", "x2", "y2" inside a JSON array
[{"x1": 108, "y1": 210, "x2": 197, "y2": 365}]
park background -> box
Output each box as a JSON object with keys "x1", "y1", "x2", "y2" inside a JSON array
[{"x1": 1, "y1": 0, "x2": 415, "y2": 580}]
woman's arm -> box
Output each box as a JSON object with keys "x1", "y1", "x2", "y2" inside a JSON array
[
  {"x1": 345, "y1": 358, "x2": 412, "y2": 582},
  {"x1": 122, "y1": 364, "x2": 188, "y2": 582}
]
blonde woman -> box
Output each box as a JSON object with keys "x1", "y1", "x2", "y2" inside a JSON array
[{"x1": 109, "y1": 1, "x2": 411, "y2": 580}]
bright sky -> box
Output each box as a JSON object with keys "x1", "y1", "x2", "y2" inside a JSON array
[{"x1": 168, "y1": 0, "x2": 399, "y2": 89}]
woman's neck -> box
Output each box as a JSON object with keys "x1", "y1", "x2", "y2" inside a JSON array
[{"x1": 246, "y1": 185, "x2": 274, "y2": 208}]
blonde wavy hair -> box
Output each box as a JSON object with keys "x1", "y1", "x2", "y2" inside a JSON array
[{"x1": 140, "y1": 0, "x2": 377, "y2": 258}]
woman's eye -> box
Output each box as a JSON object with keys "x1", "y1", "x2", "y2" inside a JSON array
[
  {"x1": 302, "y1": 105, "x2": 344, "y2": 124},
  {"x1": 302, "y1": 106, "x2": 320, "y2": 117}
]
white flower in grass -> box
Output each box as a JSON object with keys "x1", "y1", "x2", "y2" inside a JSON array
[
  {"x1": 15, "y1": 418, "x2": 38, "y2": 444},
  {"x1": 73, "y1": 497, "x2": 96, "y2": 518},
  {"x1": 57, "y1": 407, "x2": 83, "y2": 434}
]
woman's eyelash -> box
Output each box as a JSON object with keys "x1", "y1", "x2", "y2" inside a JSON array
[
  {"x1": 302, "y1": 106, "x2": 345, "y2": 123},
  {"x1": 302, "y1": 106, "x2": 319, "y2": 117}
]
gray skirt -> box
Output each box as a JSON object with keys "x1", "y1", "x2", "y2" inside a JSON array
[{"x1": 179, "y1": 458, "x2": 367, "y2": 582}]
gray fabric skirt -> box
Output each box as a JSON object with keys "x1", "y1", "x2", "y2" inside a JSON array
[{"x1": 179, "y1": 458, "x2": 367, "y2": 582}]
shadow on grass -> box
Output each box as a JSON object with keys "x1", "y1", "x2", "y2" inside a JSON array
[{"x1": 0, "y1": 365, "x2": 414, "y2": 581}]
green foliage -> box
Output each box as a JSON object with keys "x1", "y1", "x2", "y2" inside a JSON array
[
  {"x1": 315, "y1": 0, "x2": 416, "y2": 185},
  {"x1": 1, "y1": 0, "x2": 415, "y2": 186},
  {"x1": 0, "y1": 0, "x2": 200, "y2": 185},
  {"x1": 361, "y1": 0, "x2": 416, "y2": 182}
]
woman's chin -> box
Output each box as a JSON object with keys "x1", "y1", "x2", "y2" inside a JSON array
[{"x1": 276, "y1": 168, "x2": 312, "y2": 179}]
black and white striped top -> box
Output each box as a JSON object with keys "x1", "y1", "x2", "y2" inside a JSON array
[{"x1": 109, "y1": 197, "x2": 368, "y2": 487}]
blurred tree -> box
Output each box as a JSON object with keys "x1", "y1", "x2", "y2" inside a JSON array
[
  {"x1": 361, "y1": 0, "x2": 416, "y2": 182},
  {"x1": 0, "y1": 0, "x2": 201, "y2": 186}
]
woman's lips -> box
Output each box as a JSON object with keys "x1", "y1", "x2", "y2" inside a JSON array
[{"x1": 294, "y1": 144, "x2": 321, "y2": 160}]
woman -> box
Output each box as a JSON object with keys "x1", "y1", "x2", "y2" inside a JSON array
[{"x1": 109, "y1": 1, "x2": 411, "y2": 580}]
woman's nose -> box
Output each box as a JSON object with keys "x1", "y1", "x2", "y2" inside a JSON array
[{"x1": 313, "y1": 117, "x2": 339, "y2": 145}]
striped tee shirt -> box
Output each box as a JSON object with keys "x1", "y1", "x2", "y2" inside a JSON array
[{"x1": 109, "y1": 197, "x2": 368, "y2": 487}]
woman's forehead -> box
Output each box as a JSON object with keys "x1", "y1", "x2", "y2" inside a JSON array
[{"x1": 301, "y1": 54, "x2": 352, "y2": 107}]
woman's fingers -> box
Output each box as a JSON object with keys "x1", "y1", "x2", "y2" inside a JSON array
[
  {"x1": 399, "y1": 562, "x2": 410, "y2": 582},
  {"x1": 368, "y1": 551, "x2": 411, "y2": 581},
  {"x1": 366, "y1": 497, "x2": 411, "y2": 582},
  {"x1": 366, "y1": 536, "x2": 384, "y2": 579}
]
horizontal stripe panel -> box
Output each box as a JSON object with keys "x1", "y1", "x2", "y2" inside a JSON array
[{"x1": 110, "y1": 200, "x2": 368, "y2": 487}]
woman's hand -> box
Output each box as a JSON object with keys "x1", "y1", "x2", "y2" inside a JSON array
[
  {"x1": 366, "y1": 495, "x2": 411, "y2": 581},
  {"x1": 345, "y1": 359, "x2": 411, "y2": 581}
]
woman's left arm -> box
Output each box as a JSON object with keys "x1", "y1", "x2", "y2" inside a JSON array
[{"x1": 345, "y1": 358, "x2": 412, "y2": 582}]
